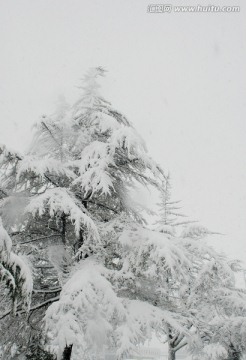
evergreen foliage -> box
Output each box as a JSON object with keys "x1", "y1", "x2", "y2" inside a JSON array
[{"x1": 0, "y1": 68, "x2": 245, "y2": 360}]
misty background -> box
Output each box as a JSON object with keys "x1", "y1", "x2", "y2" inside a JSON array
[{"x1": 0, "y1": 0, "x2": 245, "y2": 269}]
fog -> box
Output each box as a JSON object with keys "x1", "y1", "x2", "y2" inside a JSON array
[{"x1": 0, "y1": 0, "x2": 245, "y2": 266}]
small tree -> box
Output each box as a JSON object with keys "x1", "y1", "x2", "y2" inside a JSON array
[
  {"x1": 156, "y1": 173, "x2": 195, "y2": 236},
  {"x1": 154, "y1": 175, "x2": 246, "y2": 360}
]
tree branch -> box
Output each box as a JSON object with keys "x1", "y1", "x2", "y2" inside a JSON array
[
  {"x1": 174, "y1": 339, "x2": 188, "y2": 352},
  {"x1": 33, "y1": 288, "x2": 61, "y2": 294},
  {"x1": 28, "y1": 296, "x2": 60, "y2": 313},
  {"x1": 16, "y1": 234, "x2": 61, "y2": 245},
  {"x1": 87, "y1": 199, "x2": 119, "y2": 214},
  {"x1": 0, "y1": 302, "x2": 22, "y2": 320}
]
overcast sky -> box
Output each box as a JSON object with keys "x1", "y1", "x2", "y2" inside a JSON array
[{"x1": 0, "y1": 0, "x2": 245, "y2": 265}]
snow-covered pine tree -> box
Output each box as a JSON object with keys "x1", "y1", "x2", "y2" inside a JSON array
[
  {"x1": 156, "y1": 173, "x2": 195, "y2": 236},
  {"x1": 153, "y1": 174, "x2": 246, "y2": 360},
  {"x1": 0, "y1": 68, "x2": 184, "y2": 360},
  {"x1": 116, "y1": 212, "x2": 246, "y2": 360},
  {"x1": 42, "y1": 69, "x2": 191, "y2": 360},
  {"x1": 165, "y1": 225, "x2": 246, "y2": 360},
  {"x1": 1, "y1": 68, "x2": 246, "y2": 360}
]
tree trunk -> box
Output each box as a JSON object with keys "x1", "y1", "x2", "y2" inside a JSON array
[
  {"x1": 227, "y1": 344, "x2": 241, "y2": 360},
  {"x1": 62, "y1": 344, "x2": 73, "y2": 360},
  {"x1": 168, "y1": 344, "x2": 176, "y2": 360},
  {"x1": 61, "y1": 213, "x2": 67, "y2": 246}
]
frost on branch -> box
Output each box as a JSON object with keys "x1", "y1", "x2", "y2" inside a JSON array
[{"x1": 0, "y1": 217, "x2": 32, "y2": 312}]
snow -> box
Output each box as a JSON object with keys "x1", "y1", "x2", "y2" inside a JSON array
[
  {"x1": 0, "y1": 263, "x2": 16, "y2": 292},
  {"x1": 95, "y1": 112, "x2": 121, "y2": 133},
  {"x1": 200, "y1": 344, "x2": 227, "y2": 360},
  {"x1": 0, "y1": 217, "x2": 33, "y2": 311},
  {"x1": 45, "y1": 259, "x2": 125, "y2": 359},
  {"x1": 1, "y1": 68, "x2": 246, "y2": 360},
  {"x1": 72, "y1": 141, "x2": 115, "y2": 196},
  {"x1": 181, "y1": 225, "x2": 213, "y2": 239},
  {"x1": 110, "y1": 126, "x2": 147, "y2": 157},
  {"x1": 25, "y1": 187, "x2": 100, "y2": 240},
  {"x1": 17, "y1": 156, "x2": 76, "y2": 181},
  {"x1": 9, "y1": 252, "x2": 33, "y2": 305},
  {"x1": 0, "y1": 217, "x2": 12, "y2": 253},
  {"x1": 0, "y1": 143, "x2": 22, "y2": 162},
  {"x1": 45, "y1": 258, "x2": 190, "y2": 360},
  {"x1": 119, "y1": 225, "x2": 192, "y2": 281}
]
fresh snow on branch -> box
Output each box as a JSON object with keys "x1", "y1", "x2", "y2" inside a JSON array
[
  {"x1": 25, "y1": 187, "x2": 99, "y2": 240},
  {"x1": 17, "y1": 156, "x2": 76, "y2": 181},
  {"x1": 0, "y1": 218, "x2": 33, "y2": 312},
  {"x1": 45, "y1": 259, "x2": 189, "y2": 360}
]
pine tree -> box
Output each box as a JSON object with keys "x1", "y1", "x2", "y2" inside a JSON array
[
  {"x1": 166, "y1": 226, "x2": 246, "y2": 360},
  {"x1": 0, "y1": 68, "x2": 169, "y2": 359},
  {"x1": 0, "y1": 68, "x2": 246, "y2": 360},
  {"x1": 156, "y1": 173, "x2": 195, "y2": 235},
  {"x1": 154, "y1": 175, "x2": 246, "y2": 360}
]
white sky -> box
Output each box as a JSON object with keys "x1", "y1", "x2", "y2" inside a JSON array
[{"x1": 0, "y1": 0, "x2": 245, "y2": 265}]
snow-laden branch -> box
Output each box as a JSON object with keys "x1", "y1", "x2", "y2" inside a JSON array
[
  {"x1": 0, "y1": 218, "x2": 33, "y2": 312},
  {"x1": 45, "y1": 259, "x2": 190, "y2": 360},
  {"x1": 17, "y1": 156, "x2": 76, "y2": 182},
  {"x1": 25, "y1": 187, "x2": 100, "y2": 240}
]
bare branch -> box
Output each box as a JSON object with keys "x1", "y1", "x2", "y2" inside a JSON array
[
  {"x1": 16, "y1": 234, "x2": 61, "y2": 245},
  {"x1": 28, "y1": 296, "x2": 60, "y2": 313},
  {"x1": 0, "y1": 302, "x2": 22, "y2": 320},
  {"x1": 33, "y1": 288, "x2": 61, "y2": 294}
]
